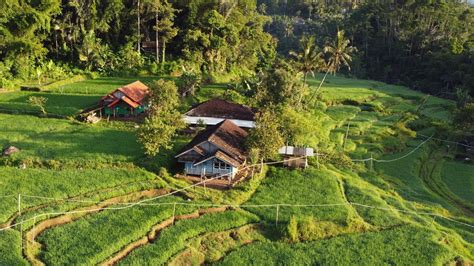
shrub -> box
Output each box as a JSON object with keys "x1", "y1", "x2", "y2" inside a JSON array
[{"x1": 287, "y1": 216, "x2": 298, "y2": 243}]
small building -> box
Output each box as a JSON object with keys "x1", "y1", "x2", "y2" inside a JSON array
[
  {"x1": 175, "y1": 120, "x2": 248, "y2": 181},
  {"x1": 278, "y1": 146, "x2": 314, "y2": 168},
  {"x1": 98, "y1": 81, "x2": 149, "y2": 117},
  {"x1": 184, "y1": 99, "x2": 255, "y2": 128}
]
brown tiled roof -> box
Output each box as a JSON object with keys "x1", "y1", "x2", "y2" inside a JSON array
[
  {"x1": 214, "y1": 150, "x2": 243, "y2": 167},
  {"x1": 176, "y1": 120, "x2": 248, "y2": 163},
  {"x1": 185, "y1": 99, "x2": 255, "y2": 121}
]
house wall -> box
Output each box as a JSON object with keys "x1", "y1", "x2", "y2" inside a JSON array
[
  {"x1": 103, "y1": 104, "x2": 146, "y2": 117},
  {"x1": 197, "y1": 141, "x2": 218, "y2": 154},
  {"x1": 184, "y1": 159, "x2": 237, "y2": 179}
]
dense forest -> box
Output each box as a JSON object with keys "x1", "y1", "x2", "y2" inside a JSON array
[{"x1": 1, "y1": 0, "x2": 473, "y2": 98}]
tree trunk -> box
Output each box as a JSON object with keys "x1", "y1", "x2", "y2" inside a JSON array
[
  {"x1": 315, "y1": 69, "x2": 329, "y2": 94},
  {"x1": 162, "y1": 39, "x2": 166, "y2": 64},
  {"x1": 155, "y1": 13, "x2": 159, "y2": 63},
  {"x1": 137, "y1": 0, "x2": 141, "y2": 54}
]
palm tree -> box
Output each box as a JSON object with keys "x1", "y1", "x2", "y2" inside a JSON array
[
  {"x1": 315, "y1": 30, "x2": 356, "y2": 94},
  {"x1": 289, "y1": 36, "x2": 324, "y2": 84}
]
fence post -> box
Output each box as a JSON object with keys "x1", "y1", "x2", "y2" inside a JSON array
[
  {"x1": 343, "y1": 121, "x2": 351, "y2": 151},
  {"x1": 20, "y1": 220, "x2": 22, "y2": 252},
  {"x1": 275, "y1": 204, "x2": 280, "y2": 227},
  {"x1": 172, "y1": 203, "x2": 176, "y2": 223},
  {"x1": 370, "y1": 153, "x2": 374, "y2": 171},
  {"x1": 18, "y1": 194, "x2": 21, "y2": 216},
  {"x1": 316, "y1": 147, "x2": 320, "y2": 169}
]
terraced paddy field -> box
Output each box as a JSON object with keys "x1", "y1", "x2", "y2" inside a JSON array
[
  {"x1": 0, "y1": 74, "x2": 472, "y2": 265},
  {"x1": 441, "y1": 162, "x2": 474, "y2": 205}
]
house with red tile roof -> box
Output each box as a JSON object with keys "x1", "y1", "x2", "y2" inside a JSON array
[
  {"x1": 98, "y1": 81, "x2": 149, "y2": 117},
  {"x1": 184, "y1": 98, "x2": 255, "y2": 128},
  {"x1": 175, "y1": 119, "x2": 248, "y2": 180}
]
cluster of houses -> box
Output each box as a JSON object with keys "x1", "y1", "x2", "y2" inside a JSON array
[{"x1": 88, "y1": 81, "x2": 314, "y2": 186}]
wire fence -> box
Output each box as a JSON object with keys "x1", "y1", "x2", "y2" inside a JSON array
[{"x1": 1, "y1": 135, "x2": 472, "y2": 233}]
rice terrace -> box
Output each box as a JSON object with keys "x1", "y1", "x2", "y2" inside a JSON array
[{"x1": 0, "y1": 1, "x2": 473, "y2": 265}]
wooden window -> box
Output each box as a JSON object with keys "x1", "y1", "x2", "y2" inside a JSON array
[{"x1": 213, "y1": 161, "x2": 231, "y2": 170}]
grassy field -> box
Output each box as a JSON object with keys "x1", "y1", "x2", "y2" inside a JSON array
[
  {"x1": 217, "y1": 225, "x2": 455, "y2": 265},
  {"x1": 44, "y1": 76, "x2": 162, "y2": 95},
  {"x1": 0, "y1": 91, "x2": 99, "y2": 116},
  {"x1": 0, "y1": 113, "x2": 142, "y2": 164}
]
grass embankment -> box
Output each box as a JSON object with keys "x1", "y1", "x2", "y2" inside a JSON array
[
  {"x1": 119, "y1": 210, "x2": 259, "y2": 265},
  {"x1": 217, "y1": 225, "x2": 456, "y2": 265}
]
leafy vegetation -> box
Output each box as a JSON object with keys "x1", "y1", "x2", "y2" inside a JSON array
[{"x1": 137, "y1": 79, "x2": 184, "y2": 156}]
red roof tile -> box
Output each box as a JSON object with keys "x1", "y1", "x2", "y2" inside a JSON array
[
  {"x1": 100, "y1": 81, "x2": 149, "y2": 109},
  {"x1": 118, "y1": 81, "x2": 149, "y2": 104}
]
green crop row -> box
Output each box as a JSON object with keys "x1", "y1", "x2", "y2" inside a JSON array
[
  {"x1": 120, "y1": 210, "x2": 259, "y2": 265},
  {"x1": 217, "y1": 225, "x2": 456, "y2": 265},
  {"x1": 37, "y1": 197, "x2": 196, "y2": 265},
  {"x1": 245, "y1": 167, "x2": 350, "y2": 225}
]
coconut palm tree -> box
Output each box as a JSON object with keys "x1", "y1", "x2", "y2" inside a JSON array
[
  {"x1": 315, "y1": 30, "x2": 356, "y2": 94},
  {"x1": 289, "y1": 36, "x2": 324, "y2": 84}
]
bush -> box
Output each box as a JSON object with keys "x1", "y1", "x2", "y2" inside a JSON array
[{"x1": 287, "y1": 216, "x2": 298, "y2": 243}]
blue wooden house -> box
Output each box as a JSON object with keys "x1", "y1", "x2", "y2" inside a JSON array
[{"x1": 175, "y1": 120, "x2": 248, "y2": 181}]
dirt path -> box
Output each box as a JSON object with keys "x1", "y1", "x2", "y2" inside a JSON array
[
  {"x1": 101, "y1": 206, "x2": 229, "y2": 266},
  {"x1": 24, "y1": 188, "x2": 170, "y2": 266}
]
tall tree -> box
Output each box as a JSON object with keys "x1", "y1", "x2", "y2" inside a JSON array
[
  {"x1": 137, "y1": 79, "x2": 184, "y2": 156},
  {"x1": 289, "y1": 36, "x2": 324, "y2": 84},
  {"x1": 156, "y1": 1, "x2": 178, "y2": 64},
  {"x1": 256, "y1": 60, "x2": 308, "y2": 109},
  {"x1": 315, "y1": 30, "x2": 355, "y2": 94},
  {"x1": 246, "y1": 107, "x2": 284, "y2": 161}
]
